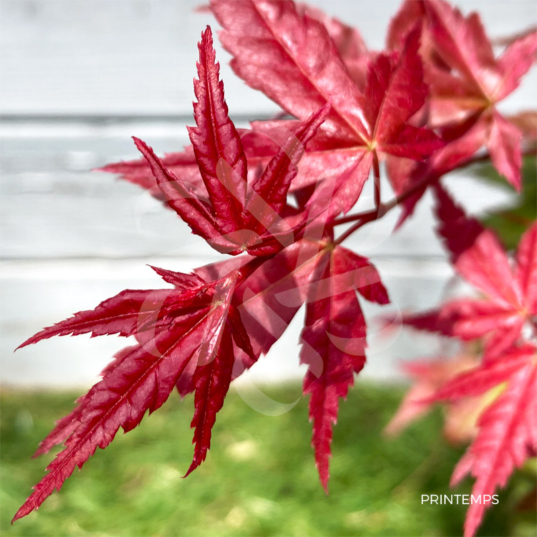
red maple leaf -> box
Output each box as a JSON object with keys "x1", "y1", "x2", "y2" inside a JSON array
[
  {"x1": 210, "y1": 0, "x2": 442, "y2": 216},
  {"x1": 134, "y1": 27, "x2": 329, "y2": 256},
  {"x1": 15, "y1": 214, "x2": 390, "y2": 520},
  {"x1": 387, "y1": 180, "x2": 536, "y2": 537},
  {"x1": 423, "y1": 0, "x2": 537, "y2": 189},
  {"x1": 384, "y1": 351, "x2": 488, "y2": 444},
  {"x1": 187, "y1": 236, "x2": 390, "y2": 491},
  {"x1": 103, "y1": 2, "x2": 443, "y2": 223},
  {"x1": 400, "y1": 185, "x2": 537, "y2": 357},
  {"x1": 102, "y1": 1, "x2": 445, "y2": 230},
  {"x1": 13, "y1": 268, "x2": 255, "y2": 522},
  {"x1": 299, "y1": 245, "x2": 389, "y2": 490},
  {"x1": 383, "y1": 0, "x2": 537, "y2": 227},
  {"x1": 428, "y1": 343, "x2": 537, "y2": 537},
  {"x1": 106, "y1": 1, "x2": 441, "y2": 223},
  {"x1": 98, "y1": 4, "x2": 372, "y2": 205},
  {"x1": 197, "y1": 237, "x2": 334, "y2": 360}
]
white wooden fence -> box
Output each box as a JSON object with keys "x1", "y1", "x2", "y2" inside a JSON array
[{"x1": 0, "y1": 0, "x2": 535, "y2": 387}]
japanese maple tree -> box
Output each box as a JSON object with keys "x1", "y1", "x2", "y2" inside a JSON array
[{"x1": 14, "y1": 1, "x2": 537, "y2": 536}]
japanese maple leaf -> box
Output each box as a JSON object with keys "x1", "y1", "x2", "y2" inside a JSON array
[
  {"x1": 384, "y1": 0, "x2": 536, "y2": 225},
  {"x1": 104, "y1": 1, "x2": 443, "y2": 222},
  {"x1": 209, "y1": 0, "x2": 442, "y2": 218},
  {"x1": 427, "y1": 343, "x2": 537, "y2": 537},
  {"x1": 197, "y1": 234, "x2": 338, "y2": 360},
  {"x1": 385, "y1": 352, "x2": 493, "y2": 444},
  {"x1": 99, "y1": 2, "x2": 372, "y2": 200},
  {"x1": 298, "y1": 245, "x2": 389, "y2": 490},
  {"x1": 13, "y1": 267, "x2": 255, "y2": 522},
  {"x1": 134, "y1": 27, "x2": 328, "y2": 256},
  {"x1": 400, "y1": 185, "x2": 537, "y2": 357},
  {"x1": 422, "y1": 0, "x2": 537, "y2": 189},
  {"x1": 191, "y1": 242, "x2": 323, "y2": 369},
  {"x1": 185, "y1": 235, "x2": 337, "y2": 381},
  {"x1": 296, "y1": 2, "x2": 371, "y2": 89},
  {"x1": 196, "y1": 236, "x2": 390, "y2": 491},
  {"x1": 16, "y1": 236, "x2": 349, "y2": 521}
]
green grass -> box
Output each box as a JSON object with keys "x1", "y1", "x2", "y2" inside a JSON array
[{"x1": 0, "y1": 383, "x2": 533, "y2": 537}]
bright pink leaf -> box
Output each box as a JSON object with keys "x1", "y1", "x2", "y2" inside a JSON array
[
  {"x1": 451, "y1": 354, "x2": 537, "y2": 537},
  {"x1": 516, "y1": 222, "x2": 537, "y2": 314},
  {"x1": 487, "y1": 112, "x2": 523, "y2": 190}
]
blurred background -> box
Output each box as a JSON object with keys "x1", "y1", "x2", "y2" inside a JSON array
[{"x1": 0, "y1": 1, "x2": 536, "y2": 536}]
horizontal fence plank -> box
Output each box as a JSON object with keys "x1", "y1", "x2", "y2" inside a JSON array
[{"x1": 1, "y1": 0, "x2": 536, "y2": 116}]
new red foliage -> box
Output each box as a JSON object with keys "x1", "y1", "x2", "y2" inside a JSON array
[
  {"x1": 16, "y1": 1, "x2": 537, "y2": 536},
  {"x1": 392, "y1": 187, "x2": 536, "y2": 534},
  {"x1": 401, "y1": 185, "x2": 536, "y2": 357},
  {"x1": 436, "y1": 344, "x2": 537, "y2": 537},
  {"x1": 384, "y1": 351, "x2": 484, "y2": 443},
  {"x1": 300, "y1": 246, "x2": 389, "y2": 490},
  {"x1": 13, "y1": 269, "x2": 255, "y2": 522}
]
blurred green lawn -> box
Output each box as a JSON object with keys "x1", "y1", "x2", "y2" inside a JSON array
[{"x1": 1, "y1": 383, "x2": 534, "y2": 537}]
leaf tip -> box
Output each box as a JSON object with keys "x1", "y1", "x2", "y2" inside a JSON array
[
  {"x1": 199, "y1": 25, "x2": 215, "y2": 57},
  {"x1": 11, "y1": 504, "x2": 31, "y2": 525},
  {"x1": 15, "y1": 337, "x2": 34, "y2": 352},
  {"x1": 182, "y1": 462, "x2": 198, "y2": 479},
  {"x1": 132, "y1": 136, "x2": 145, "y2": 150}
]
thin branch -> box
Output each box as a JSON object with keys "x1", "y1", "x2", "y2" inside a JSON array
[
  {"x1": 334, "y1": 216, "x2": 371, "y2": 245},
  {"x1": 332, "y1": 147, "x2": 537, "y2": 233},
  {"x1": 334, "y1": 170, "x2": 432, "y2": 237},
  {"x1": 373, "y1": 151, "x2": 381, "y2": 212},
  {"x1": 334, "y1": 208, "x2": 382, "y2": 226}
]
